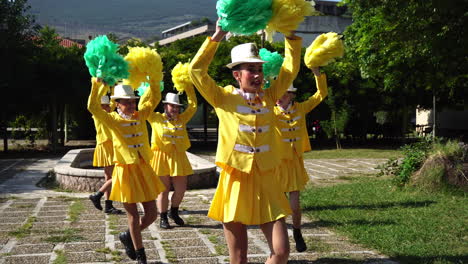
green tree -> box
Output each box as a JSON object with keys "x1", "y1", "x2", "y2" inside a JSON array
[
  {"x1": 31, "y1": 26, "x2": 90, "y2": 150},
  {"x1": 0, "y1": 0, "x2": 39, "y2": 152},
  {"x1": 342, "y1": 0, "x2": 467, "y2": 110},
  {"x1": 320, "y1": 87, "x2": 351, "y2": 149}
]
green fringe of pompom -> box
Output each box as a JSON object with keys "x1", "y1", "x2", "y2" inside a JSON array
[
  {"x1": 259, "y1": 48, "x2": 283, "y2": 78},
  {"x1": 216, "y1": 0, "x2": 273, "y2": 35},
  {"x1": 83, "y1": 35, "x2": 129, "y2": 86}
]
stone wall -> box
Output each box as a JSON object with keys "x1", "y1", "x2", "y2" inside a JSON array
[{"x1": 54, "y1": 148, "x2": 218, "y2": 192}]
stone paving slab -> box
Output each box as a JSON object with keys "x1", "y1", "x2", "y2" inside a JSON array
[{"x1": 0, "y1": 157, "x2": 399, "y2": 264}]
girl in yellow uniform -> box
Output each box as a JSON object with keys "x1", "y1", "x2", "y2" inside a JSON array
[
  {"x1": 274, "y1": 67, "x2": 328, "y2": 252},
  {"x1": 147, "y1": 84, "x2": 196, "y2": 229},
  {"x1": 89, "y1": 95, "x2": 123, "y2": 215},
  {"x1": 88, "y1": 78, "x2": 165, "y2": 264},
  {"x1": 189, "y1": 21, "x2": 301, "y2": 264}
]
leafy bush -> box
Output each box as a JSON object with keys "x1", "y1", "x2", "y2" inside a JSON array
[
  {"x1": 9, "y1": 114, "x2": 47, "y2": 147},
  {"x1": 378, "y1": 139, "x2": 431, "y2": 186}
]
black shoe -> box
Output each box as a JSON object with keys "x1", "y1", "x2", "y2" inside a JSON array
[
  {"x1": 89, "y1": 192, "x2": 103, "y2": 211},
  {"x1": 119, "y1": 230, "x2": 136, "y2": 260},
  {"x1": 136, "y1": 248, "x2": 147, "y2": 264},
  {"x1": 160, "y1": 212, "x2": 171, "y2": 229},
  {"x1": 169, "y1": 207, "x2": 185, "y2": 226},
  {"x1": 293, "y1": 228, "x2": 307, "y2": 252},
  {"x1": 105, "y1": 207, "x2": 124, "y2": 215}
]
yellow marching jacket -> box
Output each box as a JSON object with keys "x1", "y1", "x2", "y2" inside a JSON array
[
  {"x1": 148, "y1": 85, "x2": 197, "y2": 153},
  {"x1": 93, "y1": 100, "x2": 115, "y2": 144},
  {"x1": 189, "y1": 37, "x2": 302, "y2": 173},
  {"x1": 274, "y1": 74, "x2": 328, "y2": 160},
  {"x1": 93, "y1": 117, "x2": 112, "y2": 145},
  {"x1": 87, "y1": 78, "x2": 161, "y2": 165}
]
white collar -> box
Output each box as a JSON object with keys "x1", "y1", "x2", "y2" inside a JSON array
[
  {"x1": 237, "y1": 89, "x2": 264, "y2": 101},
  {"x1": 117, "y1": 108, "x2": 133, "y2": 120}
]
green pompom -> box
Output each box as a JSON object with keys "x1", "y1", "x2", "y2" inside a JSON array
[
  {"x1": 159, "y1": 81, "x2": 164, "y2": 92},
  {"x1": 259, "y1": 48, "x2": 283, "y2": 78},
  {"x1": 84, "y1": 35, "x2": 129, "y2": 86},
  {"x1": 216, "y1": 0, "x2": 273, "y2": 35}
]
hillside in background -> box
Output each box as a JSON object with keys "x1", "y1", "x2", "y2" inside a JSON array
[{"x1": 28, "y1": 0, "x2": 218, "y2": 40}]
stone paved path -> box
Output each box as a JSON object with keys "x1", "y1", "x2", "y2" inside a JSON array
[{"x1": 0, "y1": 157, "x2": 398, "y2": 264}]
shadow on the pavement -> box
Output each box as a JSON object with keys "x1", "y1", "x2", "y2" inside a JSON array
[
  {"x1": 302, "y1": 200, "x2": 436, "y2": 211},
  {"x1": 185, "y1": 223, "x2": 224, "y2": 229},
  {"x1": 183, "y1": 209, "x2": 209, "y2": 215}
]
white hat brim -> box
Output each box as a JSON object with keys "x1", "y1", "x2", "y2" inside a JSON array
[
  {"x1": 226, "y1": 58, "x2": 267, "y2": 69},
  {"x1": 110, "y1": 95, "x2": 139, "y2": 100},
  {"x1": 162, "y1": 101, "x2": 183, "y2": 106}
]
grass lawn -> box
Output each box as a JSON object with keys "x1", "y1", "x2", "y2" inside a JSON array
[
  {"x1": 301, "y1": 177, "x2": 467, "y2": 264},
  {"x1": 190, "y1": 147, "x2": 403, "y2": 160},
  {"x1": 303, "y1": 148, "x2": 403, "y2": 159}
]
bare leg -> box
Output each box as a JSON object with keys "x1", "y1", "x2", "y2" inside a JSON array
[
  {"x1": 289, "y1": 191, "x2": 301, "y2": 228},
  {"x1": 260, "y1": 218, "x2": 290, "y2": 264},
  {"x1": 140, "y1": 200, "x2": 157, "y2": 231},
  {"x1": 101, "y1": 165, "x2": 114, "y2": 199},
  {"x1": 156, "y1": 176, "x2": 171, "y2": 213},
  {"x1": 170, "y1": 176, "x2": 187, "y2": 207},
  {"x1": 123, "y1": 201, "x2": 157, "y2": 251},
  {"x1": 123, "y1": 203, "x2": 143, "y2": 250},
  {"x1": 223, "y1": 222, "x2": 248, "y2": 264},
  {"x1": 289, "y1": 191, "x2": 307, "y2": 252}
]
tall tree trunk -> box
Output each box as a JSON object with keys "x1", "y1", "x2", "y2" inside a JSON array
[
  {"x1": 332, "y1": 111, "x2": 341, "y2": 149},
  {"x1": 2, "y1": 111, "x2": 7, "y2": 153},
  {"x1": 432, "y1": 89, "x2": 436, "y2": 139},
  {"x1": 64, "y1": 104, "x2": 68, "y2": 144},
  {"x1": 58, "y1": 104, "x2": 64, "y2": 146},
  {"x1": 401, "y1": 101, "x2": 409, "y2": 144},
  {"x1": 51, "y1": 96, "x2": 58, "y2": 153}
]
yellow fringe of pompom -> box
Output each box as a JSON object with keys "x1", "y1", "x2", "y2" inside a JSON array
[
  {"x1": 265, "y1": 0, "x2": 315, "y2": 42},
  {"x1": 124, "y1": 47, "x2": 163, "y2": 90},
  {"x1": 304, "y1": 32, "x2": 344, "y2": 68},
  {"x1": 171, "y1": 62, "x2": 192, "y2": 94}
]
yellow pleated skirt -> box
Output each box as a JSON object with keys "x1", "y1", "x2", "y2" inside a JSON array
[
  {"x1": 93, "y1": 140, "x2": 114, "y2": 167},
  {"x1": 150, "y1": 148, "x2": 193, "y2": 177},
  {"x1": 110, "y1": 158, "x2": 166, "y2": 203},
  {"x1": 277, "y1": 150, "x2": 309, "y2": 192},
  {"x1": 208, "y1": 162, "x2": 292, "y2": 225}
]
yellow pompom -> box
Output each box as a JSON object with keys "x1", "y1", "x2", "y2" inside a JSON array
[
  {"x1": 265, "y1": 0, "x2": 315, "y2": 41},
  {"x1": 304, "y1": 32, "x2": 344, "y2": 68},
  {"x1": 171, "y1": 62, "x2": 192, "y2": 94},
  {"x1": 124, "y1": 47, "x2": 163, "y2": 90}
]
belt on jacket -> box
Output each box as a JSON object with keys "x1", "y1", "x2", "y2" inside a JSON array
[
  {"x1": 163, "y1": 134, "x2": 184, "y2": 139},
  {"x1": 239, "y1": 124, "x2": 270, "y2": 133},
  {"x1": 234, "y1": 144, "x2": 270, "y2": 154},
  {"x1": 128, "y1": 143, "x2": 144, "y2": 148},
  {"x1": 163, "y1": 126, "x2": 183, "y2": 130},
  {"x1": 280, "y1": 109, "x2": 297, "y2": 115},
  {"x1": 124, "y1": 132, "x2": 143, "y2": 138},
  {"x1": 283, "y1": 137, "x2": 301, "y2": 142},
  {"x1": 279, "y1": 115, "x2": 301, "y2": 124},
  {"x1": 281, "y1": 126, "x2": 300, "y2": 132},
  {"x1": 121, "y1": 121, "x2": 140, "y2": 127},
  {"x1": 236, "y1": 105, "x2": 270, "y2": 115}
]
